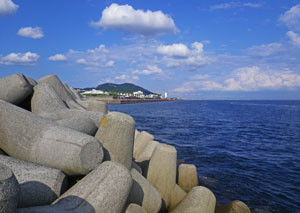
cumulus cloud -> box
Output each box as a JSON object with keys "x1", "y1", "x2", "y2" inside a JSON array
[
  {"x1": 48, "y1": 54, "x2": 67, "y2": 62},
  {"x1": 91, "y1": 3, "x2": 178, "y2": 36},
  {"x1": 279, "y1": 4, "x2": 300, "y2": 31},
  {"x1": 210, "y1": 2, "x2": 262, "y2": 10},
  {"x1": 17, "y1": 27, "x2": 44, "y2": 39},
  {"x1": 286, "y1": 31, "x2": 300, "y2": 47},
  {"x1": 173, "y1": 66, "x2": 300, "y2": 92},
  {"x1": 160, "y1": 42, "x2": 212, "y2": 70},
  {"x1": 63, "y1": 40, "x2": 212, "y2": 73},
  {"x1": 247, "y1": 43, "x2": 284, "y2": 56},
  {"x1": 133, "y1": 65, "x2": 163, "y2": 75},
  {"x1": 0, "y1": 0, "x2": 18, "y2": 15},
  {"x1": 0, "y1": 52, "x2": 39, "y2": 66},
  {"x1": 157, "y1": 43, "x2": 189, "y2": 57}
]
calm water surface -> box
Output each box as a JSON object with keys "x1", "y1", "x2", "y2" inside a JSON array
[{"x1": 109, "y1": 100, "x2": 300, "y2": 213}]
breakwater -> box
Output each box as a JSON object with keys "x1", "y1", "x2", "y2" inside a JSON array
[
  {"x1": 0, "y1": 74, "x2": 254, "y2": 212},
  {"x1": 110, "y1": 100, "x2": 300, "y2": 213}
]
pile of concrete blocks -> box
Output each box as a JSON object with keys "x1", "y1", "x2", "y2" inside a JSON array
[{"x1": 0, "y1": 73, "x2": 251, "y2": 213}]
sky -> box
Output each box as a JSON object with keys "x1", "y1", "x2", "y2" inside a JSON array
[{"x1": 1, "y1": 0, "x2": 300, "y2": 100}]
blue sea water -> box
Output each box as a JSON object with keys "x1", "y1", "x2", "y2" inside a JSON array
[{"x1": 109, "y1": 100, "x2": 300, "y2": 213}]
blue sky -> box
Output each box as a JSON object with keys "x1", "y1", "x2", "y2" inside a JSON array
[{"x1": 1, "y1": 0, "x2": 300, "y2": 99}]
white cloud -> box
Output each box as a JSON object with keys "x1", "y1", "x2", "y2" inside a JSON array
[
  {"x1": 286, "y1": 31, "x2": 300, "y2": 47},
  {"x1": 157, "y1": 43, "x2": 189, "y2": 57},
  {"x1": 17, "y1": 27, "x2": 44, "y2": 39},
  {"x1": 0, "y1": 52, "x2": 39, "y2": 66},
  {"x1": 247, "y1": 43, "x2": 284, "y2": 56},
  {"x1": 105, "y1": 60, "x2": 115, "y2": 67},
  {"x1": 91, "y1": 3, "x2": 178, "y2": 36},
  {"x1": 48, "y1": 54, "x2": 67, "y2": 62},
  {"x1": 279, "y1": 4, "x2": 300, "y2": 31},
  {"x1": 243, "y1": 3, "x2": 262, "y2": 8},
  {"x1": 191, "y1": 42, "x2": 204, "y2": 53},
  {"x1": 133, "y1": 65, "x2": 163, "y2": 75},
  {"x1": 173, "y1": 66, "x2": 300, "y2": 92},
  {"x1": 159, "y1": 42, "x2": 212, "y2": 70},
  {"x1": 64, "y1": 40, "x2": 212, "y2": 73},
  {"x1": 223, "y1": 66, "x2": 300, "y2": 91},
  {"x1": 0, "y1": 0, "x2": 18, "y2": 15},
  {"x1": 115, "y1": 74, "x2": 139, "y2": 82},
  {"x1": 210, "y1": 2, "x2": 262, "y2": 10}
]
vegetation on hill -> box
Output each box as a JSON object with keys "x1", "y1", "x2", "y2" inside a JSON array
[{"x1": 94, "y1": 83, "x2": 154, "y2": 95}]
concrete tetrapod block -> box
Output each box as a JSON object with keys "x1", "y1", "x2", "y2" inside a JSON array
[
  {"x1": 31, "y1": 83, "x2": 105, "y2": 126},
  {"x1": 26, "y1": 77, "x2": 37, "y2": 87},
  {"x1": 0, "y1": 74, "x2": 33, "y2": 105},
  {"x1": 133, "y1": 131, "x2": 154, "y2": 160},
  {"x1": 146, "y1": 144, "x2": 177, "y2": 208},
  {"x1": 62, "y1": 83, "x2": 78, "y2": 101},
  {"x1": 170, "y1": 186, "x2": 216, "y2": 213},
  {"x1": 128, "y1": 168, "x2": 162, "y2": 213},
  {"x1": 125, "y1": 204, "x2": 147, "y2": 213},
  {"x1": 135, "y1": 140, "x2": 160, "y2": 163},
  {"x1": 0, "y1": 155, "x2": 68, "y2": 208},
  {"x1": 70, "y1": 88, "x2": 84, "y2": 100},
  {"x1": 169, "y1": 184, "x2": 187, "y2": 211},
  {"x1": 95, "y1": 112, "x2": 135, "y2": 169},
  {"x1": 87, "y1": 101, "x2": 108, "y2": 114},
  {"x1": 215, "y1": 200, "x2": 251, "y2": 213},
  {"x1": 56, "y1": 116, "x2": 98, "y2": 136},
  {"x1": 17, "y1": 161, "x2": 133, "y2": 213},
  {"x1": 131, "y1": 161, "x2": 143, "y2": 174},
  {"x1": 0, "y1": 100, "x2": 103, "y2": 176},
  {"x1": 0, "y1": 163, "x2": 20, "y2": 213},
  {"x1": 178, "y1": 164, "x2": 199, "y2": 193},
  {"x1": 38, "y1": 75, "x2": 85, "y2": 110},
  {"x1": 39, "y1": 109, "x2": 105, "y2": 127},
  {"x1": 135, "y1": 129, "x2": 140, "y2": 139},
  {"x1": 31, "y1": 83, "x2": 68, "y2": 114}
]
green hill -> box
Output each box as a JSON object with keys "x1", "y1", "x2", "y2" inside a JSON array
[{"x1": 95, "y1": 83, "x2": 154, "y2": 95}]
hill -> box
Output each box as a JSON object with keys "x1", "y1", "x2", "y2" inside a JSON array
[{"x1": 95, "y1": 83, "x2": 154, "y2": 95}]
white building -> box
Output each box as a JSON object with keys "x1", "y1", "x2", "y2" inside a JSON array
[
  {"x1": 133, "y1": 91, "x2": 145, "y2": 98},
  {"x1": 81, "y1": 89, "x2": 105, "y2": 95},
  {"x1": 164, "y1": 92, "x2": 168, "y2": 99}
]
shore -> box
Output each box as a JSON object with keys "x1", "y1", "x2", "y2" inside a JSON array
[{"x1": 95, "y1": 98, "x2": 182, "y2": 104}]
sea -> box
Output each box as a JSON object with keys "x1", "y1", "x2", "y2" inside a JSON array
[{"x1": 109, "y1": 100, "x2": 300, "y2": 213}]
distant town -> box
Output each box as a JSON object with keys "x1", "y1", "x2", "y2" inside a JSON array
[{"x1": 80, "y1": 89, "x2": 168, "y2": 100}]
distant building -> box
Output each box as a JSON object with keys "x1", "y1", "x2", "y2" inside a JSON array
[
  {"x1": 164, "y1": 92, "x2": 168, "y2": 99},
  {"x1": 81, "y1": 89, "x2": 106, "y2": 95},
  {"x1": 133, "y1": 90, "x2": 145, "y2": 98}
]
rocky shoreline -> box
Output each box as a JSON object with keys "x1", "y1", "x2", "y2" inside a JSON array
[{"x1": 0, "y1": 73, "x2": 255, "y2": 213}]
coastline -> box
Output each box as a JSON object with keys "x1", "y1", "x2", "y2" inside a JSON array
[{"x1": 94, "y1": 98, "x2": 183, "y2": 104}]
